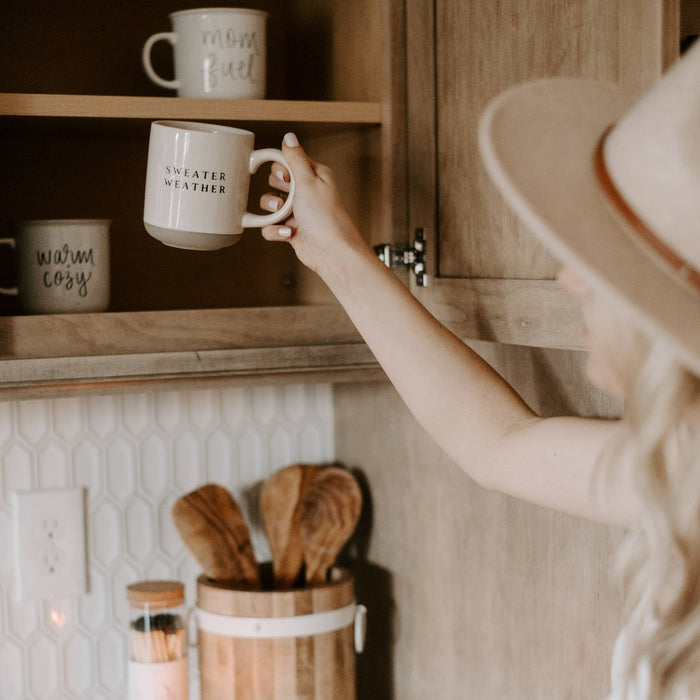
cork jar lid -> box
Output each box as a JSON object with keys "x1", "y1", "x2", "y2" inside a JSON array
[{"x1": 127, "y1": 580, "x2": 185, "y2": 609}]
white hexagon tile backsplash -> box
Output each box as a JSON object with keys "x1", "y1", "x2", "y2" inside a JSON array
[{"x1": 0, "y1": 383, "x2": 335, "y2": 700}]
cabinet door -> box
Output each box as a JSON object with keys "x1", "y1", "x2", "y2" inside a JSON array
[{"x1": 406, "y1": 0, "x2": 679, "y2": 349}]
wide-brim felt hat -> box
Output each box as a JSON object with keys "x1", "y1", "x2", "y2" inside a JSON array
[{"x1": 479, "y1": 41, "x2": 700, "y2": 377}]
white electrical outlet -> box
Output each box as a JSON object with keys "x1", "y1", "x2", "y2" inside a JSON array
[{"x1": 13, "y1": 488, "x2": 87, "y2": 601}]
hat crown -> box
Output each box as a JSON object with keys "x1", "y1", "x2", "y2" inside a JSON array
[{"x1": 604, "y1": 42, "x2": 700, "y2": 274}]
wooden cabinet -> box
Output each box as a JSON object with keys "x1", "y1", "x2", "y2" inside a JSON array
[
  {"x1": 405, "y1": 0, "x2": 683, "y2": 350},
  {"x1": 0, "y1": 0, "x2": 692, "y2": 396},
  {"x1": 0, "y1": 0, "x2": 401, "y2": 395},
  {"x1": 339, "y1": 6, "x2": 695, "y2": 698}
]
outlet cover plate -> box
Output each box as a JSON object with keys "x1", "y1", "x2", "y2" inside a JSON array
[{"x1": 13, "y1": 488, "x2": 87, "y2": 601}]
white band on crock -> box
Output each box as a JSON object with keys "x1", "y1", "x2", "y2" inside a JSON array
[{"x1": 195, "y1": 602, "x2": 367, "y2": 653}]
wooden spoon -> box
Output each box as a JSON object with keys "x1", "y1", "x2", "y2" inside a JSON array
[
  {"x1": 172, "y1": 483, "x2": 260, "y2": 588},
  {"x1": 300, "y1": 467, "x2": 362, "y2": 584},
  {"x1": 260, "y1": 463, "x2": 319, "y2": 587}
]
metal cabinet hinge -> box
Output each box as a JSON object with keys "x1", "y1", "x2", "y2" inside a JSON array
[{"x1": 374, "y1": 228, "x2": 428, "y2": 286}]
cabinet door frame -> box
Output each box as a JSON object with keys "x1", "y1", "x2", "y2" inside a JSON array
[{"x1": 405, "y1": 0, "x2": 679, "y2": 351}]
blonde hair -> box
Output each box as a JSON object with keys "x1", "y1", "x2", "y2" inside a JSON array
[{"x1": 613, "y1": 340, "x2": 700, "y2": 698}]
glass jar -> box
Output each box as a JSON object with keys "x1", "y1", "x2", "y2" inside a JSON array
[{"x1": 126, "y1": 580, "x2": 189, "y2": 700}]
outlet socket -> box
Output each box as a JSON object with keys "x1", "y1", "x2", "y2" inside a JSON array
[{"x1": 13, "y1": 488, "x2": 87, "y2": 601}]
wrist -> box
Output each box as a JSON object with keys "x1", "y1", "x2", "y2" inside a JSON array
[{"x1": 316, "y1": 229, "x2": 390, "y2": 299}]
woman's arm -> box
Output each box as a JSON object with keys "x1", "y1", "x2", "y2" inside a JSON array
[{"x1": 261, "y1": 135, "x2": 638, "y2": 528}]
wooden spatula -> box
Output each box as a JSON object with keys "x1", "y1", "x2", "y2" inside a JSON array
[
  {"x1": 172, "y1": 483, "x2": 260, "y2": 587},
  {"x1": 300, "y1": 467, "x2": 362, "y2": 584},
  {"x1": 260, "y1": 463, "x2": 319, "y2": 588}
]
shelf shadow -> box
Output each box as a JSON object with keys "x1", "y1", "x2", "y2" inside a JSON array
[{"x1": 338, "y1": 466, "x2": 396, "y2": 700}]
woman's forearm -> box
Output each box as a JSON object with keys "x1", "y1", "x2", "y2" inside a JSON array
[{"x1": 316, "y1": 234, "x2": 537, "y2": 479}]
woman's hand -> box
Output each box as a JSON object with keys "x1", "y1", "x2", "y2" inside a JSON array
[{"x1": 260, "y1": 133, "x2": 366, "y2": 275}]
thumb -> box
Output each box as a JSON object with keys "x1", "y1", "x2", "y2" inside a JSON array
[{"x1": 282, "y1": 132, "x2": 315, "y2": 183}]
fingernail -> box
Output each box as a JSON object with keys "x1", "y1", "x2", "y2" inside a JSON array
[
  {"x1": 284, "y1": 132, "x2": 299, "y2": 148},
  {"x1": 276, "y1": 169, "x2": 287, "y2": 182},
  {"x1": 269, "y1": 198, "x2": 280, "y2": 211},
  {"x1": 278, "y1": 227, "x2": 292, "y2": 238}
]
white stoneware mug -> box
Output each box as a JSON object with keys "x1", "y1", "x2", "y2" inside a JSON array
[
  {"x1": 142, "y1": 8, "x2": 267, "y2": 99},
  {"x1": 0, "y1": 219, "x2": 111, "y2": 314},
  {"x1": 143, "y1": 121, "x2": 295, "y2": 250}
]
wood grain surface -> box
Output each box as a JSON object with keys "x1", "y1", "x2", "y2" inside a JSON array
[
  {"x1": 0, "y1": 93, "x2": 382, "y2": 123},
  {"x1": 301, "y1": 468, "x2": 362, "y2": 584},
  {"x1": 197, "y1": 569, "x2": 356, "y2": 700},
  {"x1": 172, "y1": 484, "x2": 260, "y2": 587},
  {"x1": 336, "y1": 343, "x2": 625, "y2": 700},
  {"x1": 261, "y1": 463, "x2": 321, "y2": 588}
]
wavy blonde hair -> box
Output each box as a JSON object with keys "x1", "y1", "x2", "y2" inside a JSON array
[{"x1": 612, "y1": 339, "x2": 700, "y2": 699}]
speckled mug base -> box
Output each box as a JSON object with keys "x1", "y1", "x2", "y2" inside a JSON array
[{"x1": 144, "y1": 222, "x2": 241, "y2": 251}]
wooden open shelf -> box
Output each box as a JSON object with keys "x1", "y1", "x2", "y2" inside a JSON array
[
  {"x1": 0, "y1": 93, "x2": 383, "y2": 124},
  {"x1": 0, "y1": 89, "x2": 386, "y2": 395},
  {"x1": 0, "y1": 306, "x2": 363, "y2": 359},
  {"x1": 0, "y1": 306, "x2": 383, "y2": 396}
]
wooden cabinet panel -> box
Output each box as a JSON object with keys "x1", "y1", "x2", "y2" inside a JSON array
[
  {"x1": 283, "y1": 0, "x2": 383, "y2": 102},
  {"x1": 337, "y1": 343, "x2": 624, "y2": 699},
  {"x1": 435, "y1": 0, "x2": 676, "y2": 280},
  {"x1": 407, "y1": 0, "x2": 680, "y2": 348}
]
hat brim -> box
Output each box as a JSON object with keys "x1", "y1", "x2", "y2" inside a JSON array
[{"x1": 479, "y1": 78, "x2": 700, "y2": 377}]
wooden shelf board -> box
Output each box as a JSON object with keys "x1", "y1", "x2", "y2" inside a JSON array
[
  {"x1": 0, "y1": 304, "x2": 381, "y2": 396},
  {"x1": 0, "y1": 305, "x2": 364, "y2": 359},
  {"x1": 0, "y1": 279, "x2": 585, "y2": 395},
  {"x1": 0, "y1": 344, "x2": 386, "y2": 399},
  {"x1": 0, "y1": 93, "x2": 383, "y2": 124},
  {"x1": 0, "y1": 343, "x2": 380, "y2": 383}
]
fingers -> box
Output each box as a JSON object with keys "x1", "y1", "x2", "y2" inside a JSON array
[
  {"x1": 269, "y1": 166, "x2": 290, "y2": 192},
  {"x1": 260, "y1": 193, "x2": 285, "y2": 213},
  {"x1": 261, "y1": 132, "x2": 316, "y2": 246},
  {"x1": 261, "y1": 216, "x2": 297, "y2": 242},
  {"x1": 269, "y1": 132, "x2": 330, "y2": 191},
  {"x1": 281, "y1": 132, "x2": 316, "y2": 183}
]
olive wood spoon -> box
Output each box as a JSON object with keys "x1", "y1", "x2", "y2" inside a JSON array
[
  {"x1": 300, "y1": 467, "x2": 362, "y2": 584},
  {"x1": 260, "y1": 463, "x2": 319, "y2": 588},
  {"x1": 172, "y1": 483, "x2": 260, "y2": 588}
]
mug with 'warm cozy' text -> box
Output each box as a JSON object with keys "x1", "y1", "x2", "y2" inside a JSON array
[{"x1": 0, "y1": 219, "x2": 111, "y2": 314}]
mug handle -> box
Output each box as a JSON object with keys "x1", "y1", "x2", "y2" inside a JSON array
[
  {"x1": 0, "y1": 238, "x2": 18, "y2": 297},
  {"x1": 142, "y1": 32, "x2": 180, "y2": 90},
  {"x1": 241, "y1": 149, "x2": 296, "y2": 229}
]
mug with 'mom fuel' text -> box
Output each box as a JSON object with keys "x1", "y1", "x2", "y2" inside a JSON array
[
  {"x1": 142, "y1": 8, "x2": 267, "y2": 98},
  {"x1": 0, "y1": 219, "x2": 111, "y2": 314},
  {"x1": 143, "y1": 120, "x2": 295, "y2": 250}
]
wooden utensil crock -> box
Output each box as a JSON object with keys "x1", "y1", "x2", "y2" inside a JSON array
[{"x1": 197, "y1": 567, "x2": 360, "y2": 700}]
